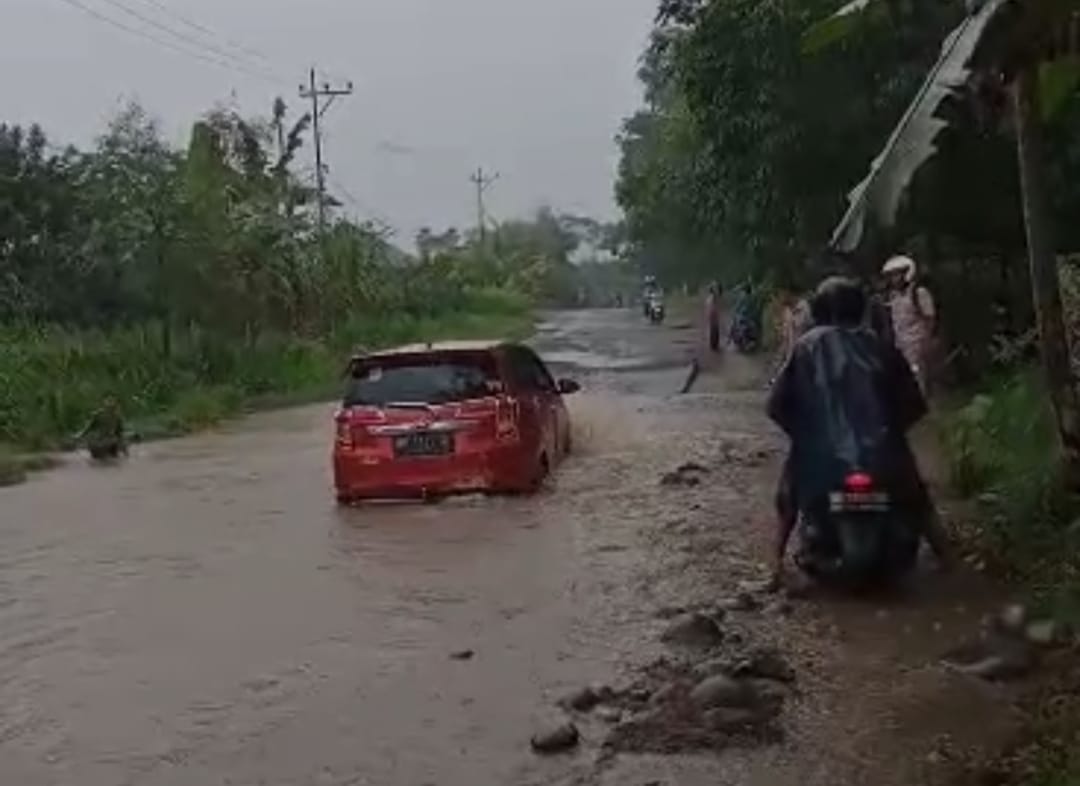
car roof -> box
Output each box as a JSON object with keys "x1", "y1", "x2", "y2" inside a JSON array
[{"x1": 354, "y1": 339, "x2": 513, "y2": 361}]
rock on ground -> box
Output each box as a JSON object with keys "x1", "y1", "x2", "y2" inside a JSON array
[
  {"x1": 660, "y1": 612, "x2": 725, "y2": 649},
  {"x1": 942, "y1": 635, "x2": 1037, "y2": 682},
  {"x1": 559, "y1": 686, "x2": 606, "y2": 713},
  {"x1": 690, "y1": 675, "x2": 757, "y2": 710},
  {"x1": 531, "y1": 722, "x2": 580, "y2": 754},
  {"x1": 733, "y1": 647, "x2": 797, "y2": 683},
  {"x1": 1025, "y1": 619, "x2": 1062, "y2": 647}
]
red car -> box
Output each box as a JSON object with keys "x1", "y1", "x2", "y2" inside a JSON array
[{"x1": 333, "y1": 340, "x2": 579, "y2": 503}]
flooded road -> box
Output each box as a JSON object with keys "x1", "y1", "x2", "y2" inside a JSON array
[
  {"x1": 0, "y1": 309, "x2": 1014, "y2": 786},
  {"x1": 0, "y1": 310, "x2": 704, "y2": 786}
]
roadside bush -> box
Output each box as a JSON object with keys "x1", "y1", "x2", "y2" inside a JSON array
[
  {"x1": 939, "y1": 370, "x2": 1080, "y2": 620},
  {"x1": 0, "y1": 290, "x2": 532, "y2": 451}
]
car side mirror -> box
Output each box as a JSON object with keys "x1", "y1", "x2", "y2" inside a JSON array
[{"x1": 557, "y1": 379, "x2": 581, "y2": 395}]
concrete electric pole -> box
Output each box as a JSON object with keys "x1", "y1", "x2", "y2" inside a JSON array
[
  {"x1": 469, "y1": 167, "x2": 498, "y2": 248},
  {"x1": 300, "y1": 68, "x2": 353, "y2": 238}
]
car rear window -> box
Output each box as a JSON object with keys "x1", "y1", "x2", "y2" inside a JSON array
[{"x1": 344, "y1": 353, "x2": 499, "y2": 407}]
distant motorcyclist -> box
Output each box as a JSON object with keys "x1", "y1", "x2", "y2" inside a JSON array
[
  {"x1": 766, "y1": 277, "x2": 953, "y2": 588},
  {"x1": 77, "y1": 396, "x2": 128, "y2": 461},
  {"x1": 729, "y1": 281, "x2": 763, "y2": 351},
  {"x1": 642, "y1": 276, "x2": 660, "y2": 313}
]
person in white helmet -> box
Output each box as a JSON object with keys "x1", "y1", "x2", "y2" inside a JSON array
[{"x1": 882, "y1": 255, "x2": 936, "y2": 393}]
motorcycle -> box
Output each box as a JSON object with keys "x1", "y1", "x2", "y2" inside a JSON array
[
  {"x1": 88, "y1": 441, "x2": 128, "y2": 462},
  {"x1": 730, "y1": 315, "x2": 760, "y2": 352},
  {"x1": 795, "y1": 469, "x2": 920, "y2": 589},
  {"x1": 74, "y1": 431, "x2": 139, "y2": 464},
  {"x1": 645, "y1": 296, "x2": 665, "y2": 324}
]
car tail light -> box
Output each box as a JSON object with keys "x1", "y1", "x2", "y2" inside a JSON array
[
  {"x1": 844, "y1": 472, "x2": 874, "y2": 492},
  {"x1": 335, "y1": 415, "x2": 353, "y2": 448},
  {"x1": 496, "y1": 398, "x2": 520, "y2": 443}
]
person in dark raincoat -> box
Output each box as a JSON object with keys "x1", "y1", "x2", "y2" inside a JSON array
[{"x1": 766, "y1": 277, "x2": 952, "y2": 586}]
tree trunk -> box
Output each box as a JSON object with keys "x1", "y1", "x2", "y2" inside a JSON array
[{"x1": 1013, "y1": 66, "x2": 1080, "y2": 484}]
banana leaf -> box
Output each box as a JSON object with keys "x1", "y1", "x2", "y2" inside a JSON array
[{"x1": 829, "y1": 0, "x2": 1010, "y2": 253}]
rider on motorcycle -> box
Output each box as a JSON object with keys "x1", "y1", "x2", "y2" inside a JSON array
[
  {"x1": 766, "y1": 277, "x2": 952, "y2": 587},
  {"x1": 729, "y1": 281, "x2": 763, "y2": 351},
  {"x1": 77, "y1": 396, "x2": 128, "y2": 460}
]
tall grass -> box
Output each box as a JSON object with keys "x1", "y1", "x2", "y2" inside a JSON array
[
  {"x1": 938, "y1": 370, "x2": 1080, "y2": 621},
  {"x1": 0, "y1": 288, "x2": 532, "y2": 452}
]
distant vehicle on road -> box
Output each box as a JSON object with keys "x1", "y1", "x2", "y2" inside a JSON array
[
  {"x1": 645, "y1": 294, "x2": 665, "y2": 324},
  {"x1": 333, "y1": 341, "x2": 579, "y2": 504}
]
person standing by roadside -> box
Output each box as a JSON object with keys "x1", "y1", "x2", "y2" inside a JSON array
[
  {"x1": 882, "y1": 255, "x2": 937, "y2": 394},
  {"x1": 704, "y1": 282, "x2": 723, "y2": 353},
  {"x1": 770, "y1": 288, "x2": 813, "y2": 387}
]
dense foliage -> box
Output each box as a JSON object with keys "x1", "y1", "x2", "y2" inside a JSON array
[{"x1": 616, "y1": 0, "x2": 1080, "y2": 298}]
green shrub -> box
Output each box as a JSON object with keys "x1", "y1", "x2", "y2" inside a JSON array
[
  {"x1": 939, "y1": 369, "x2": 1080, "y2": 622},
  {"x1": 0, "y1": 290, "x2": 532, "y2": 453}
]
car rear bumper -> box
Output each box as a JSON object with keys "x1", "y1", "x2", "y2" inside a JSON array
[{"x1": 333, "y1": 444, "x2": 533, "y2": 501}]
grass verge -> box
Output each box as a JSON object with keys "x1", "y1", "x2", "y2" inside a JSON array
[
  {"x1": 0, "y1": 290, "x2": 533, "y2": 482},
  {"x1": 937, "y1": 368, "x2": 1080, "y2": 786}
]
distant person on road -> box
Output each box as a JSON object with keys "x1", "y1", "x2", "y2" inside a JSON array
[
  {"x1": 77, "y1": 396, "x2": 127, "y2": 460},
  {"x1": 780, "y1": 289, "x2": 813, "y2": 357},
  {"x1": 705, "y1": 282, "x2": 722, "y2": 352},
  {"x1": 882, "y1": 255, "x2": 937, "y2": 394}
]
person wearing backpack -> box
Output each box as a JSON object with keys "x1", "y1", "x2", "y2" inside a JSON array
[{"x1": 882, "y1": 255, "x2": 936, "y2": 394}]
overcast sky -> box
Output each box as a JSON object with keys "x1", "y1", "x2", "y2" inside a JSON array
[{"x1": 1, "y1": 0, "x2": 656, "y2": 243}]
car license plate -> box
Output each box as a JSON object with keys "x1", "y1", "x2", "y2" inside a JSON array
[
  {"x1": 829, "y1": 491, "x2": 891, "y2": 513},
  {"x1": 393, "y1": 431, "x2": 454, "y2": 457}
]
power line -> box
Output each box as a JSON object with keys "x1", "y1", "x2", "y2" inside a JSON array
[
  {"x1": 93, "y1": 0, "x2": 285, "y2": 81},
  {"x1": 52, "y1": 0, "x2": 282, "y2": 84},
  {"x1": 125, "y1": 0, "x2": 275, "y2": 67}
]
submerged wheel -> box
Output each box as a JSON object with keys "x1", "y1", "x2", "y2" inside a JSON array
[{"x1": 527, "y1": 453, "x2": 551, "y2": 494}]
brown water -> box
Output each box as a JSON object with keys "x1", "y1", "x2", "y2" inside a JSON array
[
  {"x1": 0, "y1": 310, "x2": 1015, "y2": 786},
  {"x1": 0, "y1": 311, "x2": 698, "y2": 786}
]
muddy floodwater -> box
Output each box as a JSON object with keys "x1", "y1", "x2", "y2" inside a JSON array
[
  {"x1": 1, "y1": 310, "x2": 1013, "y2": 786},
  {"x1": 0, "y1": 310, "x2": 692, "y2": 786}
]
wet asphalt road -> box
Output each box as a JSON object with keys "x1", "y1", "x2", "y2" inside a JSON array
[{"x1": 0, "y1": 309, "x2": 703, "y2": 786}]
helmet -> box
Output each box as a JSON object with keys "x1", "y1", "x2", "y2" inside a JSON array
[{"x1": 882, "y1": 255, "x2": 916, "y2": 283}]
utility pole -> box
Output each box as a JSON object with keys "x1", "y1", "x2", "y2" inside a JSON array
[
  {"x1": 300, "y1": 68, "x2": 353, "y2": 238},
  {"x1": 469, "y1": 167, "x2": 498, "y2": 248}
]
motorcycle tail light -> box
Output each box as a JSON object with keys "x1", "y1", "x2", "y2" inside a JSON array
[{"x1": 844, "y1": 472, "x2": 874, "y2": 492}]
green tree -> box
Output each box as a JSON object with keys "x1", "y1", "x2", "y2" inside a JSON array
[
  {"x1": 806, "y1": 0, "x2": 1080, "y2": 479},
  {"x1": 616, "y1": 0, "x2": 962, "y2": 289}
]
